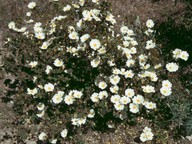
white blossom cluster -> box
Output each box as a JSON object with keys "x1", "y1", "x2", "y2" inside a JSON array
[
  {"x1": 160, "y1": 80, "x2": 172, "y2": 96},
  {"x1": 173, "y1": 48, "x2": 189, "y2": 61},
  {"x1": 165, "y1": 49, "x2": 189, "y2": 73},
  {"x1": 140, "y1": 127, "x2": 154, "y2": 142},
  {"x1": 7, "y1": 0, "x2": 190, "y2": 143}
]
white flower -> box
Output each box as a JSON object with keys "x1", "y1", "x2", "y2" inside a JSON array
[
  {"x1": 73, "y1": 90, "x2": 83, "y2": 99},
  {"x1": 139, "y1": 54, "x2": 148, "y2": 64},
  {"x1": 127, "y1": 29, "x2": 134, "y2": 36},
  {"x1": 41, "y1": 41, "x2": 49, "y2": 50},
  {"x1": 35, "y1": 32, "x2": 45, "y2": 40},
  {"x1": 120, "y1": 68, "x2": 126, "y2": 75},
  {"x1": 91, "y1": 57, "x2": 100, "y2": 68},
  {"x1": 29, "y1": 61, "x2": 38, "y2": 68},
  {"x1": 150, "y1": 73, "x2": 158, "y2": 81},
  {"x1": 142, "y1": 71, "x2": 158, "y2": 82},
  {"x1": 142, "y1": 85, "x2": 155, "y2": 93},
  {"x1": 124, "y1": 70, "x2": 134, "y2": 78},
  {"x1": 45, "y1": 65, "x2": 52, "y2": 74},
  {"x1": 36, "y1": 110, "x2": 45, "y2": 118},
  {"x1": 53, "y1": 58, "x2": 64, "y2": 67},
  {"x1": 146, "y1": 131, "x2": 154, "y2": 140},
  {"x1": 145, "y1": 29, "x2": 154, "y2": 36},
  {"x1": 179, "y1": 51, "x2": 189, "y2": 61},
  {"x1": 112, "y1": 68, "x2": 120, "y2": 75},
  {"x1": 38, "y1": 85, "x2": 43, "y2": 89},
  {"x1": 72, "y1": 117, "x2": 87, "y2": 126},
  {"x1": 80, "y1": 34, "x2": 90, "y2": 42},
  {"x1": 37, "y1": 103, "x2": 45, "y2": 111},
  {"x1": 92, "y1": 0, "x2": 99, "y2": 3},
  {"x1": 98, "y1": 81, "x2": 107, "y2": 90},
  {"x1": 99, "y1": 91, "x2": 108, "y2": 99},
  {"x1": 82, "y1": 10, "x2": 92, "y2": 21},
  {"x1": 146, "y1": 40, "x2": 156, "y2": 49},
  {"x1": 69, "y1": 31, "x2": 79, "y2": 40},
  {"x1": 98, "y1": 46, "x2": 106, "y2": 54},
  {"x1": 141, "y1": 63, "x2": 151, "y2": 70},
  {"x1": 140, "y1": 132, "x2": 147, "y2": 142},
  {"x1": 114, "y1": 103, "x2": 124, "y2": 111},
  {"x1": 90, "y1": 39, "x2": 101, "y2": 50},
  {"x1": 71, "y1": 118, "x2": 78, "y2": 126},
  {"x1": 44, "y1": 83, "x2": 54, "y2": 92},
  {"x1": 8, "y1": 22, "x2": 15, "y2": 29},
  {"x1": 78, "y1": 117, "x2": 87, "y2": 125},
  {"x1": 27, "y1": 88, "x2": 38, "y2": 95},
  {"x1": 28, "y1": 2, "x2": 36, "y2": 9},
  {"x1": 68, "y1": 91, "x2": 73, "y2": 97},
  {"x1": 160, "y1": 87, "x2": 172, "y2": 96},
  {"x1": 26, "y1": 12, "x2": 32, "y2": 17},
  {"x1": 91, "y1": 92, "x2": 99, "y2": 102},
  {"x1": 120, "y1": 26, "x2": 129, "y2": 34},
  {"x1": 38, "y1": 132, "x2": 47, "y2": 141},
  {"x1": 132, "y1": 95, "x2": 144, "y2": 105},
  {"x1": 107, "y1": 60, "x2": 115, "y2": 66},
  {"x1": 143, "y1": 127, "x2": 152, "y2": 133},
  {"x1": 63, "y1": 5, "x2": 71, "y2": 12},
  {"x1": 166, "y1": 62, "x2": 179, "y2": 72},
  {"x1": 123, "y1": 48, "x2": 132, "y2": 59},
  {"x1": 91, "y1": 9, "x2": 101, "y2": 21},
  {"x1": 34, "y1": 22, "x2": 42, "y2": 28},
  {"x1": 34, "y1": 26, "x2": 43, "y2": 34},
  {"x1": 110, "y1": 75, "x2": 120, "y2": 85},
  {"x1": 88, "y1": 109, "x2": 95, "y2": 118},
  {"x1": 154, "y1": 63, "x2": 162, "y2": 69},
  {"x1": 131, "y1": 40, "x2": 138, "y2": 46},
  {"x1": 111, "y1": 95, "x2": 120, "y2": 104},
  {"x1": 52, "y1": 91, "x2": 64, "y2": 104},
  {"x1": 146, "y1": 19, "x2": 154, "y2": 28},
  {"x1": 129, "y1": 103, "x2": 139, "y2": 113},
  {"x1": 124, "y1": 36, "x2": 134, "y2": 41},
  {"x1": 125, "y1": 88, "x2": 135, "y2": 98},
  {"x1": 106, "y1": 13, "x2": 116, "y2": 25},
  {"x1": 51, "y1": 139, "x2": 57, "y2": 144},
  {"x1": 162, "y1": 80, "x2": 172, "y2": 88},
  {"x1": 126, "y1": 59, "x2": 135, "y2": 67},
  {"x1": 144, "y1": 101, "x2": 156, "y2": 109},
  {"x1": 140, "y1": 127, "x2": 154, "y2": 142},
  {"x1": 64, "y1": 95, "x2": 74, "y2": 105},
  {"x1": 120, "y1": 96, "x2": 131, "y2": 105},
  {"x1": 173, "y1": 49, "x2": 182, "y2": 59},
  {"x1": 123, "y1": 41, "x2": 130, "y2": 47},
  {"x1": 61, "y1": 129, "x2": 68, "y2": 138},
  {"x1": 73, "y1": 3, "x2": 80, "y2": 8},
  {"x1": 130, "y1": 47, "x2": 137, "y2": 54},
  {"x1": 33, "y1": 76, "x2": 37, "y2": 82},
  {"x1": 79, "y1": 0, "x2": 85, "y2": 6},
  {"x1": 110, "y1": 85, "x2": 119, "y2": 94}
]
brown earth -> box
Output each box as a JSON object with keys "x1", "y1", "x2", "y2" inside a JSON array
[{"x1": 0, "y1": 0, "x2": 191, "y2": 143}]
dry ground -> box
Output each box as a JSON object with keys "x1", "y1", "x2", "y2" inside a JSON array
[{"x1": 0, "y1": 0, "x2": 191, "y2": 143}]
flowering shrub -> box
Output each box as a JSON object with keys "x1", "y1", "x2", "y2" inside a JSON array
[{"x1": 4, "y1": 0, "x2": 190, "y2": 143}]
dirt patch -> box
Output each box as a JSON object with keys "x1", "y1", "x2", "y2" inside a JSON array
[{"x1": 0, "y1": 0, "x2": 191, "y2": 143}]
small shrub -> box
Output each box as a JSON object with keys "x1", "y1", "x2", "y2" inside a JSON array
[{"x1": 3, "y1": 0, "x2": 190, "y2": 143}]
